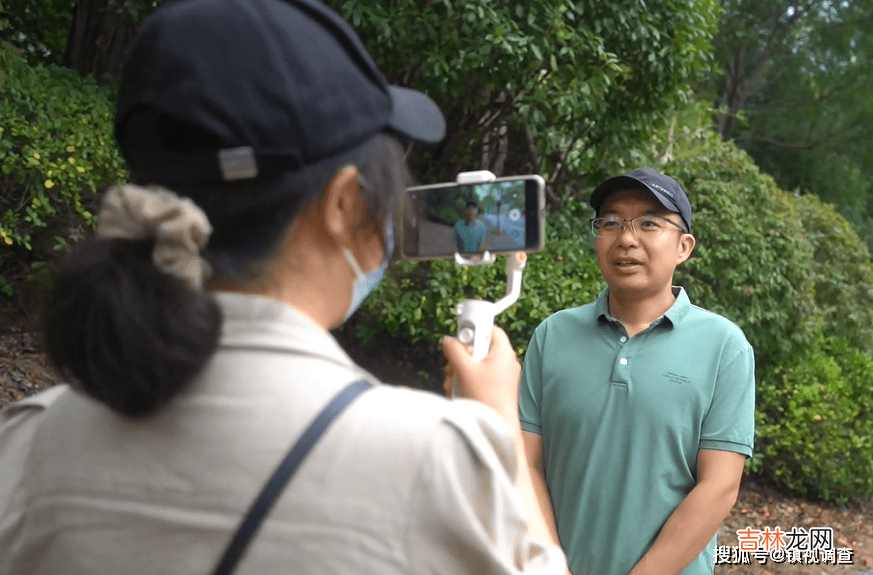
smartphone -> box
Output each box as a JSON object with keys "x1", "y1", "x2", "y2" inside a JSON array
[{"x1": 399, "y1": 175, "x2": 545, "y2": 261}]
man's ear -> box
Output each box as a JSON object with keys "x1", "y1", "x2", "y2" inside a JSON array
[
  {"x1": 677, "y1": 233, "x2": 696, "y2": 265},
  {"x1": 320, "y1": 165, "x2": 361, "y2": 245}
]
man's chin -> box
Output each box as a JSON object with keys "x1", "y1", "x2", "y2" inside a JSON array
[{"x1": 604, "y1": 278, "x2": 653, "y2": 296}]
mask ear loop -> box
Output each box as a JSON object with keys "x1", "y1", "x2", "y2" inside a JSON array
[
  {"x1": 339, "y1": 173, "x2": 384, "y2": 280},
  {"x1": 341, "y1": 246, "x2": 366, "y2": 279}
]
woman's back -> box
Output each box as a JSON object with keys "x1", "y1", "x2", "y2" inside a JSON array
[{"x1": 2, "y1": 293, "x2": 557, "y2": 574}]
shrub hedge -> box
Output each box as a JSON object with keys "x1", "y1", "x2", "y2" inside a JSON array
[
  {"x1": 782, "y1": 191, "x2": 873, "y2": 356},
  {"x1": 663, "y1": 129, "x2": 821, "y2": 375},
  {"x1": 753, "y1": 336, "x2": 873, "y2": 503},
  {"x1": 0, "y1": 44, "x2": 127, "y2": 295}
]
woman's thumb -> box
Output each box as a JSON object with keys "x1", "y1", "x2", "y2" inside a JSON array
[
  {"x1": 440, "y1": 335, "x2": 467, "y2": 365},
  {"x1": 489, "y1": 325, "x2": 511, "y2": 347}
]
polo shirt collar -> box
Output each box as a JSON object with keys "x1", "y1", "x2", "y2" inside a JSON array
[
  {"x1": 596, "y1": 286, "x2": 691, "y2": 328},
  {"x1": 663, "y1": 286, "x2": 691, "y2": 325}
]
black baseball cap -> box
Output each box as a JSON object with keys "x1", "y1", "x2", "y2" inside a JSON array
[
  {"x1": 114, "y1": 0, "x2": 445, "y2": 185},
  {"x1": 589, "y1": 168, "x2": 692, "y2": 232}
]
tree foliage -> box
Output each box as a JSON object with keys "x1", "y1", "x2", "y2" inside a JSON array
[
  {"x1": 712, "y1": 0, "x2": 873, "y2": 250},
  {"x1": 0, "y1": 0, "x2": 159, "y2": 84},
  {"x1": 327, "y1": 0, "x2": 719, "y2": 206},
  {"x1": 713, "y1": 0, "x2": 873, "y2": 141},
  {"x1": 0, "y1": 0, "x2": 72, "y2": 65}
]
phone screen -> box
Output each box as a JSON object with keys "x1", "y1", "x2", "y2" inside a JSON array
[{"x1": 400, "y1": 176, "x2": 544, "y2": 260}]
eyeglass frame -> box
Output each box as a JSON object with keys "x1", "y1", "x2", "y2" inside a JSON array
[{"x1": 590, "y1": 214, "x2": 687, "y2": 237}]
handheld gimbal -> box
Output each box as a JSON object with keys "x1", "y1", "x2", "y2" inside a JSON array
[{"x1": 451, "y1": 170, "x2": 527, "y2": 395}]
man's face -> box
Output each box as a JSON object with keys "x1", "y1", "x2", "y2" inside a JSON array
[
  {"x1": 593, "y1": 189, "x2": 694, "y2": 299},
  {"x1": 465, "y1": 206, "x2": 478, "y2": 223}
]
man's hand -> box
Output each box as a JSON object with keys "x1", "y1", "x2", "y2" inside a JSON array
[{"x1": 628, "y1": 449, "x2": 746, "y2": 575}]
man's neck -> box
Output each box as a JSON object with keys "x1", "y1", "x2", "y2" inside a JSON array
[{"x1": 607, "y1": 287, "x2": 677, "y2": 337}]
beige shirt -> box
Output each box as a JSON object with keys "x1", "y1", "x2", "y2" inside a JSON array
[{"x1": 0, "y1": 292, "x2": 566, "y2": 575}]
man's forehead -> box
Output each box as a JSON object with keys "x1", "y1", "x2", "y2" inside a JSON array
[{"x1": 599, "y1": 188, "x2": 669, "y2": 211}]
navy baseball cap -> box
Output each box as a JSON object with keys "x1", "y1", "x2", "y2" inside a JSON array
[
  {"x1": 589, "y1": 168, "x2": 692, "y2": 232},
  {"x1": 115, "y1": 0, "x2": 445, "y2": 185}
]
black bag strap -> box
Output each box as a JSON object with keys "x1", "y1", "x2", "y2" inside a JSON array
[{"x1": 211, "y1": 379, "x2": 373, "y2": 575}]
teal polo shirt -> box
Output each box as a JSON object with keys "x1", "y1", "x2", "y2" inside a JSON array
[
  {"x1": 454, "y1": 220, "x2": 486, "y2": 252},
  {"x1": 519, "y1": 287, "x2": 755, "y2": 575}
]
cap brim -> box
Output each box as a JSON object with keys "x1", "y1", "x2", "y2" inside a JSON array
[
  {"x1": 388, "y1": 86, "x2": 445, "y2": 144},
  {"x1": 590, "y1": 175, "x2": 678, "y2": 215}
]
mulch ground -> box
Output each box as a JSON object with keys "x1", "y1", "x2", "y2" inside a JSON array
[{"x1": 2, "y1": 306, "x2": 871, "y2": 572}]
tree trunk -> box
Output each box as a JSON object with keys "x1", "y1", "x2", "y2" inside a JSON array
[{"x1": 63, "y1": 0, "x2": 140, "y2": 86}]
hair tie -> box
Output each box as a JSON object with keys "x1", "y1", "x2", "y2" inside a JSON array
[{"x1": 96, "y1": 184, "x2": 213, "y2": 289}]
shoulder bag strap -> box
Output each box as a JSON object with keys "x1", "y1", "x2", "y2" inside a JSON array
[{"x1": 211, "y1": 379, "x2": 373, "y2": 575}]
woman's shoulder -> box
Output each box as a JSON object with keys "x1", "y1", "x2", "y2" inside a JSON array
[
  {"x1": 350, "y1": 385, "x2": 516, "y2": 473},
  {"x1": 363, "y1": 384, "x2": 506, "y2": 430}
]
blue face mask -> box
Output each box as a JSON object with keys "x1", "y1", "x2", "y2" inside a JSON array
[{"x1": 339, "y1": 222, "x2": 394, "y2": 324}]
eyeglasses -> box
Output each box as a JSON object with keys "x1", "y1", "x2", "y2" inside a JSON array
[{"x1": 590, "y1": 215, "x2": 686, "y2": 237}]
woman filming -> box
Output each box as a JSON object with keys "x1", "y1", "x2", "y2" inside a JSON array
[{"x1": 0, "y1": 0, "x2": 567, "y2": 574}]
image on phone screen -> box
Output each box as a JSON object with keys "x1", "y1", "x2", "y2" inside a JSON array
[{"x1": 402, "y1": 177, "x2": 543, "y2": 260}]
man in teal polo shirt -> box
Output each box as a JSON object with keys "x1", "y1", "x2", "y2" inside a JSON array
[
  {"x1": 519, "y1": 168, "x2": 755, "y2": 575},
  {"x1": 454, "y1": 200, "x2": 487, "y2": 252}
]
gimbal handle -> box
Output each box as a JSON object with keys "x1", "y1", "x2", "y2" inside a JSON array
[
  {"x1": 454, "y1": 252, "x2": 526, "y2": 361},
  {"x1": 448, "y1": 169, "x2": 527, "y2": 397}
]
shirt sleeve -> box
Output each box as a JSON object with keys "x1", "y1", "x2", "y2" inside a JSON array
[
  {"x1": 0, "y1": 386, "x2": 67, "y2": 570},
  {"x1": 699, "y1": 339, "x2": 756, "y2": 456},
  {"x1": 518, "y1": 327, "x2": 545, "y2": 435},
  {"x1": 405, "y1": 401, "x2": 566, "y2": 575}
]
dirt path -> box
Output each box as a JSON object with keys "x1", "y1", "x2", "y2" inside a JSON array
[
  {"x1": 2, "y1": 309, "x2": 871, "y2": 572},
  {"x1": 718, "y1": 484, "x2": 873, "y2": 573}
]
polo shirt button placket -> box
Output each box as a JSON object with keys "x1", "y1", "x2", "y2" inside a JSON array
[{"x1": 612, "y1": 351, "x2": 631, "y2": 387}]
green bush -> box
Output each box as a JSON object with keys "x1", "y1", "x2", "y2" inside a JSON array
[
  {"x1": 753, "y1": 336, "x2": 873, "y2": 503},
  {"x1": 781, "y1": 191, "x2": 873, "y2": 356},
  {"x1": 0, "y1": 44, "x2": 127, "y2": 294},
  {"x1": 356, "y1": 234, "x2": 605, "y2": 356},
  {"x1": 660, "y1": 128, "x2": 820, "y2": 373}
]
